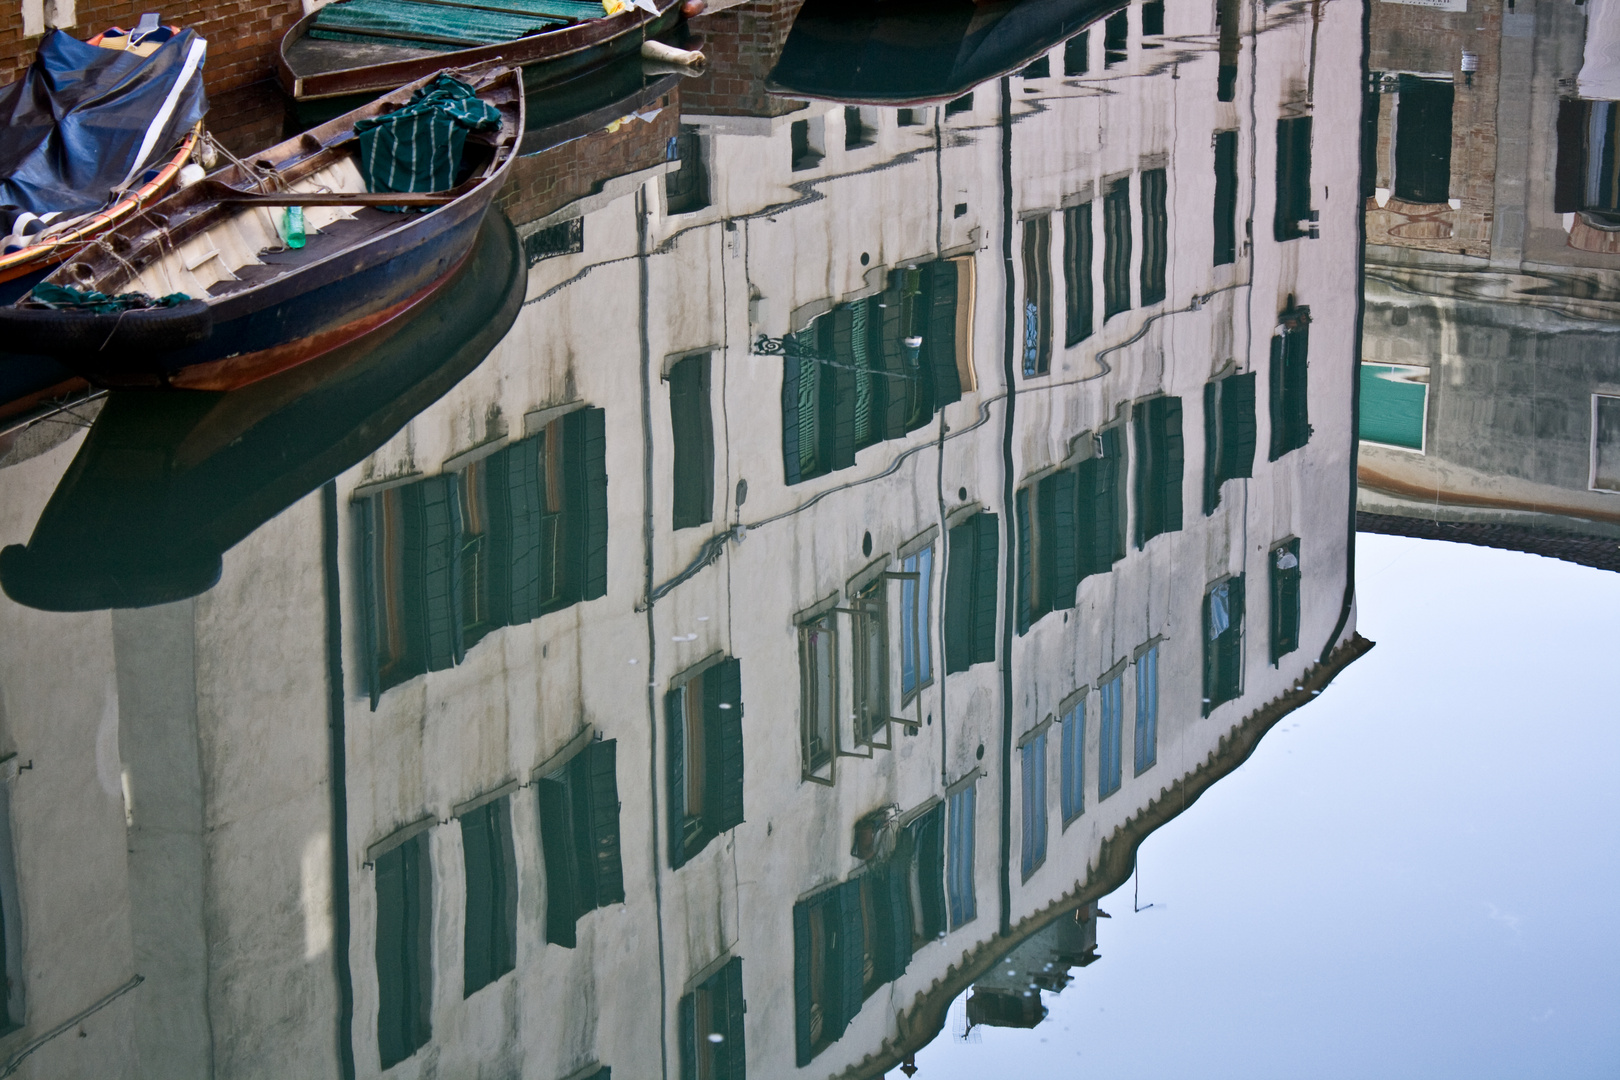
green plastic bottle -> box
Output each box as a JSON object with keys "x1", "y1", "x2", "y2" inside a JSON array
[{"x1": 282, "y1": 206, "x2": 306, "y2": 250}]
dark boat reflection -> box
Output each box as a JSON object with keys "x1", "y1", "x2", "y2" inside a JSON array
[{"x1": 0, "y1": 211, "x2": 524, "y2": 612}]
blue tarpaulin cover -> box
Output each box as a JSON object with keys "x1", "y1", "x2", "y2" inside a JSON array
[{"x1": 0, "y1": 28, "x2": 208, "y2": 219}]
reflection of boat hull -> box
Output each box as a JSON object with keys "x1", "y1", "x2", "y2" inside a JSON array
[
  {"x1": 519, "y1": 44, "x2": 690, "y2": 156},
  {"x1": 768, "y1": 0, "x2": 1126, "y2": 105},
  {"x1": 0, "y1": 210, "x2": 525, "y2": 612},
  {"x1": 276, "y1": 1, "x2": 682, "y2": 102}
]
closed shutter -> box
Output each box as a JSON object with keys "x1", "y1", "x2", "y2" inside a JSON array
[
  {"x1": 583, "y1": 740, "x2": 625, "y2": 906},
  {"x1": 1284, "y1": 318, "x2": 1310, "y2": 453},
  {"x1": 873, "y1": 292, "x2": 910, "y2": 441},
  {"x1": 1162, "y1": 398, "x2": 1185, "y2": 536},
  {"x1": 834, "y1": 879, "x2": 865, "y2": 1037},
  {"x1": 1270, "y1": 542, "x2": 1301, "y2": 663},
  {"x1": 913, "y1": 805, "x2": 946, "y2": 939},
  {"x1": 1063, "y1": 202, "x2": 1093, "y2": 346},
  {"x1": 1139, "y1": 168, "x2": 1167, "y2": 306},
  {"x1": 358, "y1": 498, "x2": 383, "y2": 708},
  {"x1": 1134, "y1": 398, "x2": 1184, "y2": 546},
  {"x1": 1361, "y1": 86, "x2": 1381, "y2": 200},
  {"x1": 782, "y1": 348, "x2": 806, "y2": 485},
  {"x1": 720, "y1": 957, "x2": 746, "y2": 1080},
  {"x1": 1227, "y1": 372, "x2": 1257, "y2": 477},
  {"x1": 1394, "y1": 75, "x2": 1454, "y2": 204},
  {"x1": 1015, "y1": 488, "x2": 1033, "y2": 636},
  {"x1": 411, "y1": 474, "x2": 463, "y2": 671},
  {"x1": 836, "y1": 303, "x2": 874, "y2": 447},
  {"x1": 572, "y1": 408, "x2": 609, "y2": 601},
  {"x1": 943, "y1": 519, "x2": 975, "y2": 674},
  {"x1": 1222, "y1": 576, "x2": 1245, "y2": 701},
  {"x1": 970, "y1": 512, "x2": 999, "y2": 664},
  {"x1": 536, "y1": 776, "x2": 579, "y2": 947},
  {"x1": 925, "y1": 261, "x2": 962, "y2": 408},
  {"x1": 678, "y1": 990, "x2": 698, "y2": 1080},
  {"x1": 375, "y1": 844, "x2": 409, "y2": 1067},
  {"x1": 666, "y1": 689, "x2": 687, "y2": 869},
  {"x1": 883, "y1": 857, "x2": 913, "y2": 980},
  {"x1": 1268, "y1": 333, "x2": 1287, "y2": 460},
  {"x1": 1048, "y1": 471, "x2": 1079, "y2": 608},
  {"x1": 1103, "y1": 178, "x2": 1132, "y2": 317},
  {"x1": 670, "y1": 355, "x2": 714, "y2": 530},
  {"x1": 503, "y1": 436, "x2": 544, "y2": 624},
  {"x1": 463, "y1": 805, "x2": 495, "y2": 994},
  {"x1": 792, "y1": 902, "x2": 814, "y2": 1066},
  {"x1": 1555, "y1": 98, "x2": 1585, "y2": 213},
  {"x1": 828, "y1": 347, "x2": 857, "y2": 471},
  {"x1": 708, "y1": 658, "x2": 745, "y2": 833},
  {"x1": 1203, "y1": 380, "x2": 1224, "y2": 517},
  {"x1": 1214, "y1": 129, "x2": 1238, "y2": 265},
  {"x1": 1273, "y1": 116, "x2": 1312, "y2": 241}
]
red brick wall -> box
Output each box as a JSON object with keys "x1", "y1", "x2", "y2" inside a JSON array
[
  {"x1": 0, "y1": 0, "x2": 303, "y2": 95},
  {"x1": 681, "y1": 0, "x2": 805, "y2": 118}
]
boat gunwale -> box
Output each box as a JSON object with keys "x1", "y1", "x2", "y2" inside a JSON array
[{"x1": 30, "y1": 66, "x2": 523, "y2": 322}]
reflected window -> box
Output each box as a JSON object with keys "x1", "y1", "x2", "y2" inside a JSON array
[
  {"x1": 947, "y1": 783, "x2": 976, "y2": 927},
  {"x1": 794, "y1": 882, "x2": 862, "y2": 1065},
  {"x1": 1140, "y1": 168, "x2": 1167, "y2": 306},
  {"x1": 799, "y1": 613, "x2": 837, "y2": 783},
  {"x1": 844, "y1": 106, "x2": 875, "y2": 149},
  {"x1": 1104, "y1": 10, "x2": 1127, "y2": 66},
  {"x1": 1103, "y1": 177, "x2": 1132, "y2": 318},
  {"x1": 944, "y1": 511, "x2": 999, "y2": 673},
  {"x1": 375, "y1": 832, "x2": 431, "y2": 1069},
  {"x1": 1142, "y1": 0, "x2": 1164, "y2": 36},
  {"x1": 1555, "y1": 100, "x2": 1620, "y2": 222},
  {"x1": 1203, "y1": 370, "x2": 1257, "y2": 515},
  {"x1": 905, "y1": 803, "x2": 947, "y2": 948},
  {"x1": 1269, "y1": 307, "x2": 1311, "y2": 460},
  {"x1": 360, "y1": 409, "x2": 608, "y2": 705},
  {"x1": 1077, "y1": 426, "x2": 1128, "y2": 581},
  {"x1": 664, "y1": 125, "x2": 710, "y2": 215},
  {"x1": 1019, "y1": 728, "x2": 1049, "y2": 880},
  {"x1": 1015, "y1": 469, "x2": 1079, "y2": 634},
  {"x1": 1064, "y1": 31, "x2": 1088, "y2": 76},
  {"x1": 1021, "y1": 55, "x2": 1050, "y2": 80},
  {"x1": 1098, "y1": 673, "x2": 1123, "y2": 799},
  {"x1": 1593, "y1": 394, "x2": 1620, "y2": 492},
  {"x1": 1359, "y1": 363, "x2": 1427, "y2": 451},
  {"x1": 856, "y1": 847, "x2": 918, "y2": 999},
  {"x1": 900, "y1": 545, "x2": 934, "y2": 700},
  {"x1": 1134, "y1": 644, "x2": 1159, "y2": 775},
  {"x1": 667, "y1": 658, "x2": 745, "y2": 867},
  {"x1": 1269, "y1": 540, "x2": 1302, "y2": 664},
  {"x1": 1060, "y1": 694, "x2": 1085, "y2": 823},
  {"x1": 945, "y1": 93, "x2": 973, "y2": 117},
  {"x1": 537, "y1": 739, "x2": 625, "y2": 948},
  {"x1": 523, "y1": 217, "x2": 583, "y2": 267},
  {"x1": 1203, "y1": 575, "x2": 1246, "y2": 715},
  {"x1": 460, "y1": 795, "x2": 517, "y2": 997},
  {"x1": 1362, "y1": 77, "x2": 1382, "y2": 200},
  {"x1": 782, "y1": 261, "x2": 963, "y2": 485},
  {"x1": 1393, "y1": 75, "x2": 1454, "y2": 205},
  {"x1": 1063, "y1": 201, "x2": 1093, "y2": 345},
  {"x1": 1217, "y1": 0, "x2": 1238, "y2": 101},
  {"x1": 0, "y1": 784, "x2": 21, "y2": 1035},
  {"x1": 1133, "y1": 395, "x2": 1185, "y2": 548},
  {"x1": 1214, "y1": 129, "x2": 1239, "y2": 265},
  {"x1": 896, "y1": 107, "x2": 926, "y2": 127},
  {"x1": 670, "y1": 353, "x2": 715, "y2": 530},
  {"x1": 790, "y1": 118, "x2": 823, "y2": 171},
  {"x1": 1274, "y1": 116, "x2": 1313, "y2": 241},
  {"x1": 1022, "y1": 216, "x2": 1052, "y2": 376},
  {"x1": 851, "y1": 579, "x2": 891, "y2": 748},
  {"x1": 680, "y1": 957, "x2": 745, "y2": 1080}
]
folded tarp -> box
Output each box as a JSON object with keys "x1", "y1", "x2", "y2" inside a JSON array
[{"x1": 0, "y1": 28, "x2": 207, "y2": 219}]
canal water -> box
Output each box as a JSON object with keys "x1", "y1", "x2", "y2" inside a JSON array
[{"x1": 0, "y1": 0, "x2": 1614, "y2": 1077}]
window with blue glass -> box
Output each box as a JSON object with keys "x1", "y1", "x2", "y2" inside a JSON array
[
  {"x1": 1098, "y1": 674, "x2": 1123, "y2": 799},
  {"x1": 1134, "y1": 644, "x2": 1159, "y2": 775},
  {"x1": 947, "y1": 783, "x2": 976, "y2": 928},
  {"x1": 1060, "y1": 693, "x2": 1085, "y2": 824},
  {"x1": 900, "y1": 544, "x2": 933, "y2": 700},
  {"x1": 1020, "y1": 728, "x2": 1049, "y2": 880}
]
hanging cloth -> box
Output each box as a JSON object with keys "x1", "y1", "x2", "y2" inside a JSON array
[{"x1": 353, "y1": 74, "x2": 502, "y2": 200}]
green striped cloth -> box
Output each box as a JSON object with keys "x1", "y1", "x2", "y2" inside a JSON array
[{"x1": 353, "y1": 74, "x2": 502, "y2": 203}]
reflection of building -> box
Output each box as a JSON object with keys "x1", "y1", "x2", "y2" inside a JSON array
[
  {"x1": 963, "y1": 903, "x2": 1101, "y2": 1031},
  {"x1": 0, "y1": 0, "x2": 1366, "y2": 1077},
  {"x1": 1361, "y1": 0, "x2": 1620, "y2": 568}
]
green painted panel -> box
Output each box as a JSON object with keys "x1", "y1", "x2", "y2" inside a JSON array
[{"x1": 1359, "y1": 364, "x2": 1427, "y2": 450}]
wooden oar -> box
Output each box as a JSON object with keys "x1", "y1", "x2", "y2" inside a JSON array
[{"x1": 196, "y1": 179, "x2": 474, "y2": 207}]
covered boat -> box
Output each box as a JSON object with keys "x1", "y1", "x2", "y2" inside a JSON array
[
  {"x1": 0, "y1": 63, "x2": 522, "y2": 392},
  {"x1": 0, "y1": 24, "x2": 207, "y2": 298},
  {"x1": 277, "y1": 0, "x2": 686, "y2": 102}
]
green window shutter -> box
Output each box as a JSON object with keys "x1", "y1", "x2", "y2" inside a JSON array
[
  {"x1": 670, "y1": 355, "x2": 715, "y2": 531},
  {"x1": 376, "y1": 834, "x2": 430, "y2": 1068},
  {"x1": 925, "y1": 260, "x2": 962, "y2": 407},
  {"x1": 503, "y1": 436, "x2": 544, "y2": 625},
  {"x1": 792, "y1": 902, "x2": 814, "y2": 1066},
  {"x1": 462, "y1": 803, "x2": 507, "y2": 996},
  {"x1": 1048, "y1": 471, "x2": 1079, "y2": 608},
  {"x1": 1075, "y1": 459, "x2": 1102, "y2": 580},
  {"x1": 1162, "y1": 397, "x2": 1184, "y2": 534},
  {"x1": 582, "y1": 740, "x2": 625, "y2": 906},
  {"x1": 666, "y1": 689, "x2": 687, "y2": 870},
  {"x1": 913, "y1": 804, "x2": 946, "y2": 939},
  {"x1": 943, "y1": 520, "x2": 975, "y2": 674},
  {"x1": 782, "y1": 346, "x2": 806, "y2": 485},
  {"x1": 1139, "y1": 168, "x2": 1167, "y2": 306},
  {"x1": 834, "y1": 879, "x2": 865, "y2": 1037},
  {"x1": 1214, "y1": 129, "x2": 1238, "y2": 265},
  {"x1": 720, "y1": 957, "x2": 746, "y2": 1080},
  {"x1": 1063, "y1": 202, "x2": 1093, "y2": 346},
  {"x1": 411, "y1": 474, "x2": 464, "y2": 671},
  {"x1": 536, "y1": 776, "x2": 579, "y2": 948},
  {"x1": 970, "y1": 512, "x2": 999, "y2": 664},
  {"x1": 358, "y1": 498, "x2": 383, "y2": 709},
  {"x1": 678, "y1": 990, "x2": 698, "y2": 1080},
  {"x1": 1134, "y1": 398, "x2": 1183, "y2": 547},
  {"x1": 1100, "y1": 426, "x2": 1127, "y2": 565},
  {"x1": 1268, "y1": 332, "x2": 1287, "y2": 460},
  {"x1": 869, "y1": 294, "x2": 909, "y2": 442},
  {"x1": 882, "y1": 858, "x2": 914, "y2": 981},
  {"x1": 1393, "y1": 75, "x2": 1454, "y2": 204},
  {"x1": 1270, "y1": 541, "x2": 1301, "y2": 663},
  {"x1": 708, "y1": 658, "x2": 745, "y2": 833},
  {"x1": 1103, "y1": 178, "x2": 1132, "y2": 317},
  {"x1": 1273, "y1": 116, "x2": 1313, "y2": 241},
  {"x1": 1203, "y1": 381, "x2": 1224, "y2": 517},
  {"x1": 1222, "y1": 575, "x2": 1246, "y2": 700},
  {"x1": 1014, "y1": 488, "x2": 1033, "y2": 636},
  {"x1": 1284, "y1": 317, "x2": 1310, "y2": 453},
  {"x1": 827, "y1": 354, "x2": 857, "y2": 471},
  {"x1": 569, "y1": 407, "x2": 609, "y2": 602},
  {"x1": 1227, "y1": 372, "x2": 1257, "y2": 477}
]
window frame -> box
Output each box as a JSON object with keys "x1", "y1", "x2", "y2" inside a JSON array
[
  {"x1": 1019, "y1": 725, "x2": 1050, "y2": 880},
  {"x1": 799, "y1": 613, "x2": 839, "y2": 785},
  {"x1": 1097, "y1": 671, "x2": 1124, "y2": 800},
  {"x1": 899, "y1": 544, "x2": 935, "y2": 703},
  {"x1": 1133, "y1": 643, "x2": 1159, "y2": 776}
]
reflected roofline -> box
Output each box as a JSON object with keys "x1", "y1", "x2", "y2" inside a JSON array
[
  {"x1": 837, "y1": 632, "x2": 1377, "y2": 1080},
  {"x1": 1356, "y1": 512, "x2": 1620, "y2": 574}
]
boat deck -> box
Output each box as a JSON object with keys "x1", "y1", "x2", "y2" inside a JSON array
[{"x1": 206, "y1": 210, "x2": 403, "y2": 299}]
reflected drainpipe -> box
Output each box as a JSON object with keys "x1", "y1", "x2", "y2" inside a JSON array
[
  {"x1": 321, "y1": 480, "x2": 356, "y2": 1080},
  {"x1": 997, "y1": 75, "x2": 1016, "y2": 940}
]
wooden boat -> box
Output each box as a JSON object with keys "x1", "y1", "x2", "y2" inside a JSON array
[
  {"x1": 277, "y1": 0, "x2": 686, "y2": 102},
  {"x1": 0, "y1": 63, "x2": 523, "y2": 392},
  {"x1": 0, "y1": 24, "x2": 206, "y2": 298}
]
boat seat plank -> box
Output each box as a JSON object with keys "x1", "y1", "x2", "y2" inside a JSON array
[
  {"x1": 311, "y1": 0, "x2": 563, "y2": 47},
  {"x1": 204, "y1": 209, "x2": 404, "y2": 298}
]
